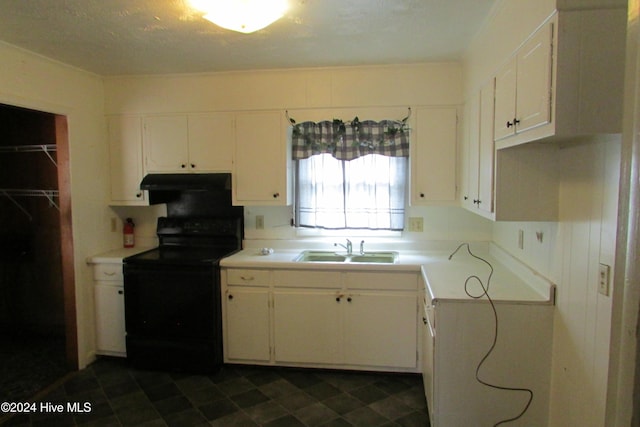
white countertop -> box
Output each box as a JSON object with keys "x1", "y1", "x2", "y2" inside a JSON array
[
  {"x1": 221, "y1": 245, "x2": 555, "y2": 304},
  {"x1": 86, "y1": 246, "x2": 155, "y2": 264}
]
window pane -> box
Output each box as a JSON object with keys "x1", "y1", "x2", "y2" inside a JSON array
[{"x1": 296, "y1": 154, "x2": 406, "y2": 230}]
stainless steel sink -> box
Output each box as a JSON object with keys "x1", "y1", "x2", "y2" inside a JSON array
[{"x1": 295, "y1": 250, "x2": 398, "y2": 264}]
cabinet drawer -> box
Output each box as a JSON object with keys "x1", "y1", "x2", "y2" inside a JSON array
[
  {"x1": 93, "y1": 263, "x2": 123, "y2": 282},
  {"x1": 273, "y1": 270, "x2": 341, "y2": 288},
  {"x1": 345, "y1": 272, "x2": 417, "y2": 291},
  {"x1": 226, "y1": 269, "x2": 270, "y2": 286}
]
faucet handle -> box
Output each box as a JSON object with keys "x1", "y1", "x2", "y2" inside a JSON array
[{"x1": 359, "y1": 240, "x2": 365, "y2": 255}]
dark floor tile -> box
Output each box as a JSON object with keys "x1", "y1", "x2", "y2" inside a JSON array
[
  {"x1": 280, "y1": 370, "x2": 323, "y2": 389},
  {"x1": 305, "y1": 381, "x2": 342, "y2": 400},
  {"x1": 374, "y1": 376, "x2": 416, "y2": 395},
  {"x1": 275, "y1": 390, "x2": 316, "y2": 411},
  {"x1": 230, "y1": 388, "x2": 270, "y2": 408},
  {"x1": 143, "y1": 382, "x2": 183, "y2": 402},
  {"x1": 174, "y1": 375, "x2": 213, "y2": 394},
  {"x1": 349, "y1": 384, "x2": 389, "y2": 405},
  {"x1": 369, "y1": 395, "x2": 413, "y2": 420},
  {"x1": 216, "y1": 377, "x2": 256, "y2": 397},
  {"x1": 103, "y1": 377, "x2": 140, "y2": 400},
  {"x1": 198, "y1": 397, "x2": 239, "y2": 421},
  {"x1": 322, "y1": 393, "x2": 366, "y2": 415},
  {"x1": 262, "y1": 414, "x2": 306, "y2": 427},
  {"x1": 245, "y1": 369, "x2": 283, "y2": 386},
  {"x1": 163, "y1": 408, "x2": 209, "y2": 427},
  {"x1": 343, "y1": 406, "x2": 391, "y2": 427},
  {"x1": 242, "y1": 400, "x2": 289, "y2": 424},
  {"x1": 294, "y1": 401, "x2": 340, "y2": 427},
  {"x1": 258, "y1": 379, "x2": 300, "y2": 399},
  {"x1": 182, "y1": 384, "x2": 225, "y2": 406},
  {"x1": 153, "y1": 394, "x2": 193, "y2": 416},
  {"x1": 318, "y1": 418, "x2": 354, "y2": 427},
  {"x1": 394, "y1": 410, "x2": 431, "y2": 427},
  {"x1": 209, "y1": 411, "x2": 260, "y2": 426},
  {"x1": 131, "y1": 370, "x2": 174, "y2": 391},
  {"x1": 31, "y1": 413, "x2": 76, "y2": 427},
  {"x1": 63, "y1": 376, "x2": 101, "y2": 396},
  {"x1": 77, "y1": 414, "x2": 122, "y2": 426},
  {"x1": 73, "y1": 401, "x2": 114, "y2": 425}
]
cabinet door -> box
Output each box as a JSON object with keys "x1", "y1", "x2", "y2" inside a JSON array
[
  {"x1": 233, "y1": 111, "x2": 288, "y2": 205},
  {"x1": 225, "y1": 287, "x2": 270, "y2": 362},
  {"x1": 273, "y1": 290, "x2": 341, "y2": 364},
  {"x1": 411, "y1": 107, "x2": 457, "y2": 204},
  {"x1": 477, "y1": 80, "x2": 495, "y2": 214},
  {"x1": 515, "y1": 22, "x2": 553, "y2": 134},
  {"x1": 344, "y1": 293, "x2": 417, "y2": 368},
  {"x1": 188, "y1": 113, "x2": 234, "y2": 172},
  {"x1": 94, "y1": 283, "x2": 126, "y2": 355},
  {"x1": 465, "y1": 93, "x2": 481, "y2": 209},
  {"x1": 107, "y1": 116, "x2": 146, "y2": 205},
  {"x1": 144, "y1": 116, "x2": 189, "y2": 173},
  {"x1": 493, "y1": 58, "x2": 517, "y2": 141}
]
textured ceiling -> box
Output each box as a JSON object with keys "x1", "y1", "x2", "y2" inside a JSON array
[{"x1": 0, "y1": 0, "x2": 497, "y2": 76}]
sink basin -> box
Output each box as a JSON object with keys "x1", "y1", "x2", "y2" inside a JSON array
[
  {"x1": 295, "y1": 250, "x2": 398, "y2": 264},
  {"x1": 349, "y1": 252, "x2": 398, "y2": 263},
  {"x1": 294, "y1": 251, "x2": 348, "y2": 262}
]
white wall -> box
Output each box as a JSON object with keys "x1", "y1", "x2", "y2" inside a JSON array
[
  {"x1": 104, "y1": 63, "x2": 493, "y2": 246},
  {"x1": 0, "y1": 42, "x2": 113, "y2": 367},
  {"x1": 463, "y1": 1, "x2": 626, "y2": 425}
]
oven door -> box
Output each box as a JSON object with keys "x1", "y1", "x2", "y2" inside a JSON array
[{"x1": 123, "y1": 263, "x2": 219, "y2": 340}]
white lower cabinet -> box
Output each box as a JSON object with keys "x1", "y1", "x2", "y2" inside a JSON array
[
  {"x1": 344, "y1": 292, "x2": 417, "y2": 369},
  {"x1": 92, "y1": 262, "x2": 126, "y2": 357},
  {"x1": 273, "y1": 290, "x2": 342, "y2": 364},
  {"x1": 221, "y1": 267, "x2": 420, "y2": 372},
  {"x1": 225, "y1": 287, "x2": 270, "y2": 362}
]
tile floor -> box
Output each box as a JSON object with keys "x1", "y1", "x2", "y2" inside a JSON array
[{"x1": 1, "y1": 357, "x2": 430, "y2": 426}]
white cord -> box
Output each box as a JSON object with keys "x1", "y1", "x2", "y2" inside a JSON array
[{"x1": 448, "y1": 243, "x2": 533, "y2": 426}]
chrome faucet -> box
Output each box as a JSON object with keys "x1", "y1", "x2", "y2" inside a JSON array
[
  {"x1": 359, "y1": 240, "x2": 365, "y2": 255},
  {"x1": 334, "y1": 239, "x2": 352, "y2": 254}
]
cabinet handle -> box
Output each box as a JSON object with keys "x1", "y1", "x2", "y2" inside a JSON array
[
  {"x1": 103, "y1": 272, "x2": 116, "y2": 276},
  {"x1": 118, "y1": 290, "x2": 123, "y2": 295},
  {"x1": 136, "y1": 192, "x2": 142, "y2": 198},
  {"x1": 423, "y1": 317, "x2": 427, "y2": 325},
  {"x1": 506, "y1": 120, "x2": 514, "y2": 128},
  {"x1": 513, "y1": 118, "x2": 520, "y2": 125},
  {"x1": 273, "y1": 192, "x2": 280, "y2": 199},
  {"x1": 464, "y1": 196, "x2": 468, "y2": 200},
  {"x1": 240, "y1": 276, "x2": 254, "y2": 281}
]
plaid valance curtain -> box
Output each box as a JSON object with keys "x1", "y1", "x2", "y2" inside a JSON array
[{"x1": 291, "y1": 119, "x2": 410, "y2": 161}]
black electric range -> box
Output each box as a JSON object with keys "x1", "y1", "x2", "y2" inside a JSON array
[{"x1": 123, "y1": 216, "x2": 242, "y2": 373}]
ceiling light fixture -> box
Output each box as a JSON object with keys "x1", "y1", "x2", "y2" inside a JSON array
[{"x1": 189, "y1": 0, "x2": 289, "y2": 34}]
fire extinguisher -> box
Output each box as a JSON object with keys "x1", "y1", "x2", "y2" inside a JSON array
[{"x1": 123, "y1": 218, "x2": 135, "y2": 248}]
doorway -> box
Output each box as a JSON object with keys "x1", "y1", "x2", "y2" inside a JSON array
[{"x1": 0, "y1": 104, "x2": 77, "y2": 402}]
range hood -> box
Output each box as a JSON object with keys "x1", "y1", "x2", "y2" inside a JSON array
[{"x1": 140, "y1": 173, "x2": 231, "y2": 192}]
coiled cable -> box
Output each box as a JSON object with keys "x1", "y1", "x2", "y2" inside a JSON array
[{"x1": 448, "y1": 243, "x2": 533, "y2": 426}]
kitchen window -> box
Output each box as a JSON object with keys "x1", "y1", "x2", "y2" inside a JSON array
[{"x1": 291, "y1": 117, "x2": 409, "y2": 231}]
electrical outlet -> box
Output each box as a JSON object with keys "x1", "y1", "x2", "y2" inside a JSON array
[
  {"x1": 598, "y1": 263, "x2": 611, "y2": 296},
  {"x1": 408, "y1": 217, "x2": 423, "y2": 232},
  {"x1": 110, "y1": 217, "x2": 117, "y2": 233},
  {"x1": 255, "y1": 215, "x2": 264, "y2": 230}
]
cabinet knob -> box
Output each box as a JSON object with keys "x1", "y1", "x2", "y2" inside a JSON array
[
  {"x1": 273, "y1": 192, "x2": 280, "y2": 199},
  {"x1": 228, "y1": 294, "x2": 233, "y2": 300},
  {"x1": 118, "y1": 290, "x2": 123, "y2": 295},
  {"x1": 181, "y1": 164, "x2": 186, "y2": 168},
  {"x1": 464, "y1": 196, "x2": 468, "y2": 200},
  {"x1": 336, "y1": 297, "x2": 341, "y2": 302},
  {"x1": 347, "y1": 297, "x2": 352, "y2": 302},
  {"x1": 136, "y1": 192, "x2": 142, "y2": 198},
  {"x1": 191, "y1": 164, "x2": 196, "y2": 168},
  {"x1": 420, "y1": 193, "x2": 425, "y2": 198}
]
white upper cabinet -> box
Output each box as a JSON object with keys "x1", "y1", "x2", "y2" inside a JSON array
[
  {"x1": 411, "y1": 107, "x2": 458, "y2": 205},
  {"x1": 494, "y1": 23, "x2": 552, "y2": 141},
  {"x1": 143, "y1": 113, "x2": 234, "y2": 173},
  {"x1": 232, "y1": 111, "x2": 291, "y2": 206},
  {"x1": 462, "y1": 81, "x2": 495, "y2": 218},
  {"x1": 493, "y1": 9, "x2": 626, "y2": 149},
  {"x1": 107, "y1": 115, "x2": 147, "y2": 205}
]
